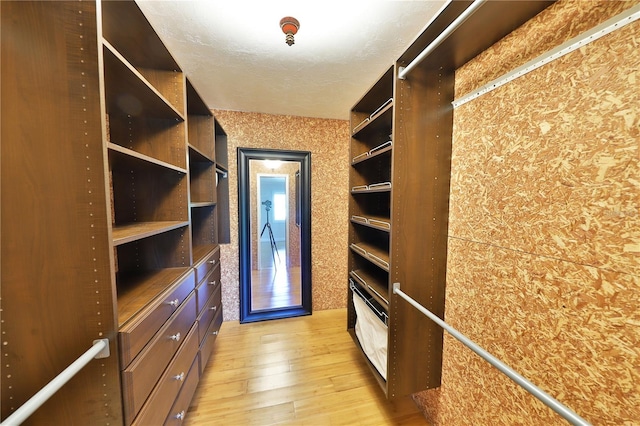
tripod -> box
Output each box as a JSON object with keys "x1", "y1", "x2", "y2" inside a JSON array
[{"x1": 260, "y1": 200, "x2": 280, "y2": 267}]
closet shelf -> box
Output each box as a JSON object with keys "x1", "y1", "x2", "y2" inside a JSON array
[
  {"x1": 108, "y1": 143, "x2": 188, "y2": 174},
  {"x1": 352, "y1": 98, "x2": 394, "y2": 136},
  {"x1": 351, "y1": 141, "x2": 392, "y2": 166},
  {"x1": 190, "y1": 202, "x2": 216, "y2": 208},
  {"x1": 188, "y1": 144, "x2": 214, "y2": 164},
  {"x1": 350, "y1": 269, "x2": 389, "y2": 306},
  {"x1": 352, "y1": 102, "x2": 393, "y2": 138},
  {"x1": 351, "y1": 182, "x2": 392, "y2": 194},
  {"x1": 192, "y1": 244, "x2": 218, "y2": 267},
  {"x1": 351, "y1": 215, "x2": 391, "y2": 232},
  {"x1": 116, "y1": 267, "x2": 191, "y2": 326},
  {"x1": 112, "y1": 221, "x2": 190, "y2": 246},
  {"x1": 103, "y1": 40, "x2": 185, "y2": 120},
  {"x1": 350, "y1": 242, "x2": 390, "y2": 272}
]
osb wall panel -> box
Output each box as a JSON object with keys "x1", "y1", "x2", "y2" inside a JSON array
[
  {"x1": 418, "y1": 239, "x2": 639, "y2": 425},
  {"x1": 450, "y1": 21, "x2": 639, "y2": 277},
  {"x1": 415, "y1": 1, "x2": 639, "y2": 425},
  {"x1": 212, "y1": 110, "x2": 350, "y2": 321},
  {"x1": 455, "y1": 0, "x2": 640, "y2": 98}
]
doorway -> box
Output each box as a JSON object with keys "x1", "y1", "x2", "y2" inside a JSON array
[{"x1": 238, "y1": 148, "x2": 311, "y2": 323}]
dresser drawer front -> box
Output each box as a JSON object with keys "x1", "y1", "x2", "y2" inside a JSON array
[
  {"x1": 132, "y1": 323, "x2": 199, "y2": 426},
  {"x1": 119, "y1": 270, "x2": 196, "y2": 367},
  {"x1": 199, "y1": 308, "x2": 223, "y2": 375},
  {"x1": 197, "y1": 284, "x2": 222, "y2": 345},
  {"x1": 194, "y1": 245, "x2": 220, "y2": 286},
  {"x1": 122, "y1": 292, "x2": 197, "y2": 425},
  {"x1": 164, "y1": 358, "x2": 200, "y2": 426},
  {"x1": 196, "y1": 263, "x2": 220, "y2": 315}
]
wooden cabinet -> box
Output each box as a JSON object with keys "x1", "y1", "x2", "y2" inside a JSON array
[
  {"x1": 349, "y1": 65, "x2": 430, "y2": 398},
  {"x1": 346, "y1": 0, "x2": 554, "y2": 400},
  {"x1": 1, "y1": 0, "x2": 228, "y2": 424}
]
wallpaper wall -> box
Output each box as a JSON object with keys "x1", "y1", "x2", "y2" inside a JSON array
[
  {"x1": 212, "y1": 110, "x2": 350, "y2": 321},
  {"x1": 414, "y1": 1, "x2": 640, "y2": 425}
]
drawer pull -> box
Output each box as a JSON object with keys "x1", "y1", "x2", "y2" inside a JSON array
[
  {"x1": 173, "y1": 372, "x2": 185, "y2": 382},
  {"x1": 169, "y1": 332, "x2": 181, "y2": 342},
  {"x1": 209, "y1": 306, "x2": 217, "y2": 312},
  {"x1": 167, "y1": 298, "x2": 180, "y2": 307},
  {"x1": 208, "y1": 280, "x2": 217, "y2": 286},
  {"x1": 208, "y1": 260, "x2": 216, "y2": 265},
  {"x1": 212, "y1": 331, "x2": 218, "y2": 336},
  {"x1": 175, "y1": 410, "x2": 185, "y2": 421}
]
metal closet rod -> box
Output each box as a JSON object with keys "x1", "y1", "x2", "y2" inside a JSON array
[
  {"x1": 392, "y1": 283, "x2": 591, "y2": 426},
  {"x1": 398, "y1": 0, "x2": 486, "y2": 80},
  {"x1": 1, "y1": 339, "x2": 110, "y2": 426},
  {"x1": 452, "y1": 3, "x2": 640, "y2": 108}
]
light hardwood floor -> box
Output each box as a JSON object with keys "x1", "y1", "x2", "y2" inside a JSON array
[
  {"x1": 251, "y1": 266, "x2": 301, "y2": 311},
  {"x1": 185, "y1": 309, "x2": 429, "y2": 425}
]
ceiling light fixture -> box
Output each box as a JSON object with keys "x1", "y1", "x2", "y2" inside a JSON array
[{"x1": 279, "y1": 17, "x2": 300, "y2": 46}]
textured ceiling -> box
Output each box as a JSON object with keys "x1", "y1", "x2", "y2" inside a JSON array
[{"x1": 136, "y1": 1, "x2": 447, "y2": 120}]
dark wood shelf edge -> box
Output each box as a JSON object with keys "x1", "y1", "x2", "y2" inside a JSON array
[
  {"x1": 351, "y1": 145, "x2": 393, "y2": 166},
  {"x1": 349, "y1": 270, "x2": 389, "y2": 307},
  {"x1": 112, "y1": 221, "x2": 190, "y2": 246},
  {"x1": 188, "y1": 144, "x2": 214, "y2": 164},
  {"x1": 351, "y1": 187, "x2": 392, "y2": 195},
  {"x1": 116, "y1": 267, "x2": 192, "y2": 327},
  {"x1": 350, "y1": 218, "x2": 391, "y2": 233},
  {"x1": 350, "y1": 243, "x2": 390, "y2": 272},
  {"x1": 108, "y1": 143, "x2": 188, "y2": 174},
  {"x1": 190, "y1": 202, "x2": 216, "y2": 208},
  {"x1": 192, "y1": 244, "x2": 219, "y2": 266},
  {"x1": 352, "y1": 101, "x2": 394, "y2": 137}
]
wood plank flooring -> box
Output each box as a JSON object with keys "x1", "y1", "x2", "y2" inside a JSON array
[
  {"x1": 251, "y1": 266, "x2": 301, "y2": 311},
  {"x1": 185, "y1": 309, "x2": 429, "y2": 425}
]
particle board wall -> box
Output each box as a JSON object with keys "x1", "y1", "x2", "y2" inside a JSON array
[
  {"x1": 414, "y1": 1, "x2": 639, "y2": 425},
  {"x1": 212, "y1": 110, "x2": 350, "y2": 321}
]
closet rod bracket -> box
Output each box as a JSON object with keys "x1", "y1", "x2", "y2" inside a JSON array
[{"x1": 92, "y1": 338, "x2": 110, "y2": 359}]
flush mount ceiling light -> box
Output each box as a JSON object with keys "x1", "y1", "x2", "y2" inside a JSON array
[{"x1": 279, "y1": 16, "x2": 300, "y2": 46}]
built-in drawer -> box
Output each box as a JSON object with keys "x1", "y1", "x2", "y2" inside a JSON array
[
  {"x1": 199, "y1": 308, "x2": 223, "y2": 375},
  {"x1": 196, "y1": 263, "x2": 220, "y2": 315},
  {"x1": 132, "y1": 323, "x2": 199, "y2": 426},
  {"x1": 197, "y1": 285, "x2": 221, "y2": 345},
  {"x1": 194, "y1": 245, "x2": 220, "y2": 286},
  {"x1": 122, "y1": 292, "x2": 197, "y2": 425},
  {"x1": 119, "y1": 270, "x2": 196, "y2": 367},
  {"x1": 164, "y1": 358, "x2": 200, "y2": 425}
]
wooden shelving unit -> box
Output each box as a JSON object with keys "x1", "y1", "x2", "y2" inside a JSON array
[
  {"x1": 346, "y1": 0, "x2": 555, "y2": 401},
  {"x1": 214, "y1": 121, "x2": 231, "y2": 244},
  {"x1": 1, "y1": 1, "x2": 229, "y2": 424},
  {"x1": 187, "y1": 79, "x2": 219, "y2": 267}
]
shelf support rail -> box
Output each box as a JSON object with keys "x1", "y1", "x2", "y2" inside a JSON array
[
  {"x1": 391, "y1": 283, "x2": 591, "y2": 426},
  {"x1": 452, "y1": 4, "x2": 640, "y2": 108},
  {"x1": 1, "y1": 339, "x2": 111, "y2": 426},
  {"x1": 398, "y1": 0, "x2": 486, "y2": 80}
]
